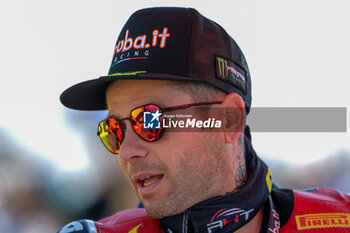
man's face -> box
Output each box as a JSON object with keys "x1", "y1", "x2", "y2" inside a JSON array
[{"x1": 106, "y1": 80, "x2": 235, "y2": 218}]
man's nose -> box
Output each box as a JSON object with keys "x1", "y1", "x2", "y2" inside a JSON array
[{"x1": 118, "y1": 123, "x2": 149, "y2": 161}]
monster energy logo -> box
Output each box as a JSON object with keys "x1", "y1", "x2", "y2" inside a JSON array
[{"x1": 217, "y1": 57, "x2": 228, "y2": 78}]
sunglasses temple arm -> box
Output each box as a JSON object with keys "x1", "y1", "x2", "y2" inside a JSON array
[{"x1": 162, "y1": 101, "x2": 222, "y2": 112}]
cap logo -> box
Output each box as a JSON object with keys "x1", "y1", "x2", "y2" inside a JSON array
[
  {"x1": 111, "y1": 27, "x2": 170, "y2": 67},
  {"x1": 215, "y1": 56, "x2": 247, "y2": 94}
]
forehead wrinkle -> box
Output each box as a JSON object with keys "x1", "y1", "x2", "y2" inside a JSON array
[
  {"x1": 107, "y1": 83, "x2": 167, "y2": 108},
  {"x1": 106, "y1": 79, "x2": 194, "y2": 116},
  {"x1": 106, "y1": 85, "x2": 160, "y2": 119},
  {"x1": 106, "y1": 82, "x2": 138, "y2": 106},
  {"x1": 107, "y1": 94, "x2": 148, "y2": 110}
]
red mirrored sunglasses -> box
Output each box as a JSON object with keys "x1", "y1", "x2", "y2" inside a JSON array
[{"x1": 97, "y1": 101, "x2": 222, "y2": 154}]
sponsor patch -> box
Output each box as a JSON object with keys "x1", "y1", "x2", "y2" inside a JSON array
[
  {"x1": 207, "y1": 208, "x2": 254, "y2": 233},
  {"x1": 267, "y1": 208, "x2": 281, "y2": 233},
  {"x1": 215, "y1": 56, "x2": 247, "y2": 94},
  {"x1": 265, "y1": 168, "x2": 272, "y2": 193},
  {"x1": 295, "y1": 213, "x2": 350, "y2": 230}
]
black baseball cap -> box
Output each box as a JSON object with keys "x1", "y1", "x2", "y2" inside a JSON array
[{"x1": 60, "y1": 7, "x2": 252, "y2": 113}]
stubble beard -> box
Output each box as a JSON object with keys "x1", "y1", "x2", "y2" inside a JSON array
[{"x1": 142, "y1": 134, "x2": 228, "y2": 219}]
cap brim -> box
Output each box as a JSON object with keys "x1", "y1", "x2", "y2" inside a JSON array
[{"x1": 60, "y1": 73, "x2": 213, "y2": 110}]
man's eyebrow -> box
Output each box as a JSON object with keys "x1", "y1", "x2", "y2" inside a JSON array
[{"x1": 107, "y1": 113, "x2": 119, "y2": 118}]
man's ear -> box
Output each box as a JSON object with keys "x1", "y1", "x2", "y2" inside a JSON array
[{"x1": 219, "y1": 93, "x2": 246, "y2": 143}]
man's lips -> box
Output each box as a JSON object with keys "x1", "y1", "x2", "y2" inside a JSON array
[{"x1": 133, "y1": 173, "x2": 164, "y2": 195}]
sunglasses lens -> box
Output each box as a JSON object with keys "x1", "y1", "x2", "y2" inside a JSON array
[
  {"x1": 98, "y1": 118, "x2": 123, "y2": 154},
  {"x1": 98, "y1": 104, "x2": 164, "y2": 154},
  {"x1": 131, "y1": 105, "x2": 164, "y2": 141}
]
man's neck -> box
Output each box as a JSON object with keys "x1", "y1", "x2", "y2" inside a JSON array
[{"x1": 160, "y1": 133, "x2": 271, "y2": 233}]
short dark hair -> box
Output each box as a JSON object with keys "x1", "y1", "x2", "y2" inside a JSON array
[
  {"x1": 170, "y1": 81, "x2": 226, "y2": 102},
  {"x1": 170, "y1": 81, "x2": 245, "y2": 149}
]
